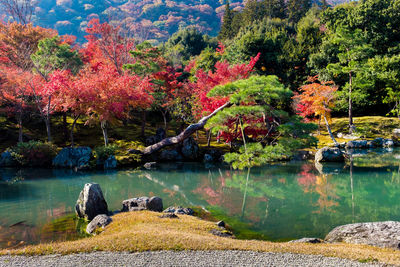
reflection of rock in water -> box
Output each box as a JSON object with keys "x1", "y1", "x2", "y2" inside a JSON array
[{"x1": 314, "y1": 161, "x2": 345, "y2": 175}]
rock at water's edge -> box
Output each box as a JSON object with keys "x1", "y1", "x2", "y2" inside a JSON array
[
  {"x1": 315, "y1": 147, "x2": 344, "y2": 162},
  {"x1": 163, "y1": 206, "x2": 194, "y2": 215},
  {"x1": 121, "y1": 196, "x2": 163, "y2": 212},
  {"x1": 0, "y1": 151, "x2": 16, "y2": 167},
  {"x1": 75, "y1": 183, "x2": 108, "y2": 220},
  {"x1": 86, "y1": 214, "x2": 112, "y2": 234},
  {"x1": 181, "y1": 137, "x2": 199, "y2": 160},
  {"x1": 325, "y1": 221, "x2": 400, "y2": 249},
  {"x1": 53, "y1": 147, "x2": 92, "y2": 169}
]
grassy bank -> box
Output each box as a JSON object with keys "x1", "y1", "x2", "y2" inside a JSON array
[
  {"x1": 1, "y1": 211, "x2": 399, "y2": 265},
  {"x1": 316, "y1": 116, "x2": 400, "y2": 148}
]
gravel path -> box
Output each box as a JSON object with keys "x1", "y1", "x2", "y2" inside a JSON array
[{"x1": 0, "y1": 250, "x2": 386, "y2": 267}]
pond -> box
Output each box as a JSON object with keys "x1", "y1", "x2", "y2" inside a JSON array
[{"x1": 1, "y1": 147, "x2": 400, "y2": 248}]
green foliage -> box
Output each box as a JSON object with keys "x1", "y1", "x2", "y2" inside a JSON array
[
  {"x1": 31, "y1": 36, "x2": 83, "y2": 76},
  {"x1": 287, "y1": 0, "x2": 311, "y2": 23},
  {"x1": 224, "y1": 143, "x2": 288, "y2": 169},
  {"x1": 94, "y1": 144, "x2": 117, "y2": 161},
  {"x1": 224, "y1": 18, "x2": 298, "y2": 85},
  {"x1": 124, "y1": 41, "x2": 162, "y2": 76},
  {"x1": 164, "y1": 27, "x2": 217, "y2": 64},
  {"x1": 7, "y1": 141, "x2": 58, "y2": 167}
]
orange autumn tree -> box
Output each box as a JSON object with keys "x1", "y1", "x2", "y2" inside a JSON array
[{"x1": 294, "y1": 75, "x2": 339, "y2": 146}]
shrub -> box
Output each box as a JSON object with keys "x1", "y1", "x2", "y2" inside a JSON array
[
  {"x1": 7, "y1": 141, "x2": 58, "y2": 167},
  {"x1": 94, "y1": 145, "x2": 117, "y2": 161}
]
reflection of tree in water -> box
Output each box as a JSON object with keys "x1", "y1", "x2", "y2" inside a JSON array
[
  {"x1": 297, "y1": 164, "x2": 317, "y2": 193},
  {"x1": 313, "y1": 174, "x2": 339, "y2": 213},
  {"x1": 296, "y1": 164, "x2": 339, "y2": 214}
]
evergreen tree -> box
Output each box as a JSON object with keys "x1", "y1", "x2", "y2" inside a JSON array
[
  {"x1": 219, "y1": 0, "x2": 235, "y2": 40},
  {"x1": 287, "y1": 0, "x2": 311, "y2": 24}
]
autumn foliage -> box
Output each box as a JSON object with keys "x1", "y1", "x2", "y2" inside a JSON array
[{"x1": 294, "y1": 75, "x2": 338, "y2": 121}]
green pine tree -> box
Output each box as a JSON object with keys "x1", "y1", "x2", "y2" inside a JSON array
[{"x1": 219, "y1": 0, "x2": 235, "y2": 40}]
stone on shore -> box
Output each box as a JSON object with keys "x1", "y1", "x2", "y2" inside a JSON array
[
  {"x1": 75, "y1": 183, "x2": 109, "y2": 220},
  {"x1": 86, "y1": 214, "x2": 112, "y2": 234},
  {"x1": 325, "y1": 221, "x2": 400, "y2": 249},
  {"x1": 53, "y1": 147, "x2": 92, "y2": 169},
  {"x1": 143, "y1": 162, "x2": 157, "y2": 169},
  {"x1": 163, "y1": 206, "x2": 194, "y2": 215},
  {"x1": 315, "y1": 147, "x2": 345, "y2": 162},
  {"x1": 289, "y1": 238, "x2": 323, "y2": 244},
  {"x1": 121, "y1": 196, "x2": 163, "y2": 212}
]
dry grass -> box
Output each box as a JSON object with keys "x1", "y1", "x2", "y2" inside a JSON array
[{"x1": 2, "y1": 211, "x2": 400, "y2": 265}]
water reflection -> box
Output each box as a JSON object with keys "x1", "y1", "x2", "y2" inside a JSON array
[{"x1": 1, "y1": 149, "x2": 400, "y2": 246}]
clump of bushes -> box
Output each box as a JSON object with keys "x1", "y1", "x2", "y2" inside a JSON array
[
  {"x1": 94, "y1": 145, "x2": 117, "y2": 161},
  {"x1": 8, "y1": 141, "x2": 58, "y2": 167}
]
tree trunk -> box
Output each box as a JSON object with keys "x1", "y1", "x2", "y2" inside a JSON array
[
  {"x1": 141, "y1": 110, "x2": 146, "y2": 137},
  {"x1": 323, "y1": 115, "x2": 339, "y2": 146},
  {"x1": 45, "y1": 117, "x2": 52, "y2": 143},
  {"x1": 207, "y1": 129, "x2": 212, "y2": 147},
  {"x1": 18, "y1": 110, "x2": 23, "y2": 143},
  {"x1": 161, "y1": 110, "x2": 167, "y2": 131},
  {"x1": 63, "y1": 113, "x2": 68, "y2": 140},
  {"x1": 143, "y1": 102, "x2": 232, "y2": 155},
  {"x1": 348, "y1": 71, "x2": 354, "y2": 133},
  {"x1": 70, "y1": 115, "x2": 80, "y2": 147},
  {"x1": 101, "y1": 120, "x2": 109, "y2": 146}
]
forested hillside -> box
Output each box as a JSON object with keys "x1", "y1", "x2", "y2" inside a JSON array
[{"x1": 1, "y1": 0, "x2": 348, "y2": 43}]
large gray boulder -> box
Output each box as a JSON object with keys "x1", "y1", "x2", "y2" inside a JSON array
[
  {"x1": 75, "y1": 183, "x2": 108, "y2": 220},
  {"x1": 86, "y1": 214, "x2": 112, "y2": 234},
  {"x1": 181, "y1": 137, "x2": 199, "y2": 160},
  {"x1": 315, "y1": 147, "x2": 345, "y2": 162},
  {"x1": 53, "y1": 147, "x2": 92, "y2": 169},
  {"x1": 121, "y1": 196, "x2": 163, "y2": 212},
  {"x1": 325, "y1": 221, "x2": 400, "y2": 249},
  {"x1": 0, "y1": 151, "x2": 16, "y2": 167}
]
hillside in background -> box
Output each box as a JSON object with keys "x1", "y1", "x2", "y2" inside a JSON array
[
  {"x1": 1, "y1": 0, "x2": 351, "y2": 43},
  {"x1": 25, "y1": 0, "x2": 246, "y2": 43}
]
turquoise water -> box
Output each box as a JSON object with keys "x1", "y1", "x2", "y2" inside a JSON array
[{"x1": 1, "y1": 148, "x2": 400, "y2": 247}]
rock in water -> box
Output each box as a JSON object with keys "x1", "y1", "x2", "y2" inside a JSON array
[
  {"x1": 53, "y1": 147, "x2": 92, "y2": 169},
  {"x1": 325, "y1": 221, "x2": 400, "y2": 249},
  {"x1": 121, "y1": 196, "x2": 163, "y2": 212},
  {"x1": 86, "y1": 214, "x2": 112, "y2": 234},
  {"x1": 181, "y1": 137, "x2": 199, "y2": 160},
  {"x1": 315, "y1": 147, "x2": 345, "y2": 162},
  {"x1": 75, "y1": 183, "x2": 108, "y2": 220}
]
